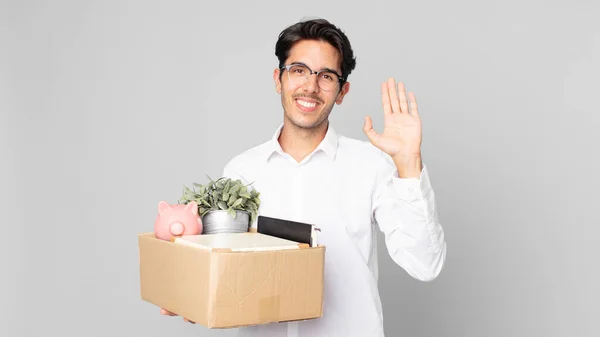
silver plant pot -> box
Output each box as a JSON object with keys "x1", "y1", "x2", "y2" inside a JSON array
[{"x1": 201, "y1": 210, "x2": 250, "y2": 234}]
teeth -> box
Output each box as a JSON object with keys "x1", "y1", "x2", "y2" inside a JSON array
[{"x1": 298, "y1": 100, "x2": 317, "y2": 108}]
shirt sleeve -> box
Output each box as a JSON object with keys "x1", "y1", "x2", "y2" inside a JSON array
[{"x1": 371, "y1": 155, "x2": 447, "y2": 282}]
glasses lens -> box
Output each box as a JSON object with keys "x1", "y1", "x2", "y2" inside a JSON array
[
  {"x1": 317, "y1": 71, "x2": 339, "y2": 91},
  {"x1": 288, "y1": 65, "x2": 309, "y2": 85}
]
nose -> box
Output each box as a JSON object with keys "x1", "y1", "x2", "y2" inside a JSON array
[
  {"x1": 302, "y1": 74, "x2": 320, "y2": 93},
  {"x1": 170, "y1": 222, "x2": 184, "y2": 236}
]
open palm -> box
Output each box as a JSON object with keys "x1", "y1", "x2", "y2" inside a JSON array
[{"x1": 363, "y1": 78, "x2": 422, "y2": 159}]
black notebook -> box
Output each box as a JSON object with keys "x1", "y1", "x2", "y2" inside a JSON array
[{"x1": 257, "y1": 215, "x2": 320, "y2": 247}]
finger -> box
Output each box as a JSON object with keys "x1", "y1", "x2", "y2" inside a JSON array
[
  {"x1": 387, "y1": 78, "x2": 402, "y2": 114},
  {"x1": 408, "y1": 92, "x2": 419, "y2": 118},
  {"x1": 398, "y1": 82, "x2": 409, "y2": 114},
  {"x1": 160, "y1": 308, "x2": 176, "y2": 316},
  {"x1": 184, "y1": 318, "x2": 196, "y2": 324},
  {"x1": 363, "y1": 116, "x2": 381, "y2": 145},
  {"x1": 381, "y1": 82, "x2": 392, "y2": 116}
]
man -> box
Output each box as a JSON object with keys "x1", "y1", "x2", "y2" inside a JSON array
[{"x1": 162, "y1": 18, "x2": 446, "y2": 337}]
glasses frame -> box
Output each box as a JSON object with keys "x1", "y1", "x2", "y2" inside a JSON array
[{"x1": 280, "y1": 63, "x2": 345, "y2": 92}]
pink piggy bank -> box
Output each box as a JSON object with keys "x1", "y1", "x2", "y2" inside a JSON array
[{"x1": 154, "y1": 201, "x2": 202, "y2": 241}]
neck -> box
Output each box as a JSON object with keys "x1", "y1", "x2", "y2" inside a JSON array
[{"x1": 278, "y1": 119, "x2": 328, "y2": 163}]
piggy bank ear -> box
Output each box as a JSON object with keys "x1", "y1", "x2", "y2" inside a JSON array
[
  {"x1": 158, "y1": 201, "x2": 172, "y2": 215},
  {"x1": 185, "y1": 201, "x2": 199, "y2": 216}
]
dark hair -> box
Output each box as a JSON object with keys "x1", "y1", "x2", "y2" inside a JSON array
[{"x1": 275, "y1": 18, "x2": 357, "y2": 84}]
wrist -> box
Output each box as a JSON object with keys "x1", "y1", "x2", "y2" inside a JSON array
[{"x1": 392, "y1": 154, "x2": 423, "y2": 179}]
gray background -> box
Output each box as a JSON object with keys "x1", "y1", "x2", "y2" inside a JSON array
[{"x1": 2, "y1": 0, "x2": 599, "y2": 336}]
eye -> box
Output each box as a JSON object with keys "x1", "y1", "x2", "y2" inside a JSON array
[
  {"x1": 320, "y1": 73, "x2": 335, "y2": 82},
  {"x1": 291, "y1": 66, "x2": 306, "y2": 74}
]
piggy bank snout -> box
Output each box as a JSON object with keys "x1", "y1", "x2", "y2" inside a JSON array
[{"x1": 170, "y1": 222, "x2": 184, "y2": 236}]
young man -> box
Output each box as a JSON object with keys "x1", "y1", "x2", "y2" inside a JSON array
[{"x1": 162, "y1": 18, "x2": 446, "y2": 337}]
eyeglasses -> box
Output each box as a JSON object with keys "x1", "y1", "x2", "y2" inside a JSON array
[{"x1": 281, "y1": 63, "x2": 344, "y2": 92}]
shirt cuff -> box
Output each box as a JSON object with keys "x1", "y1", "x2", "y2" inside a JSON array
[{"x1": 391, "y1": 164, "x2": 433, "y2": 202}]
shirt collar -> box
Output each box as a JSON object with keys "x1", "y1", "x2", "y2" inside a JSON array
[{"x1": 265, "y1": 123, "x2": 339, "y2": 162}]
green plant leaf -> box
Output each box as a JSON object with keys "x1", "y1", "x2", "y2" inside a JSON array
[
  {"x1": 217, "y1": 201, "x2": 228, "y2": 210},
  {"x1": 182, "y1": 186, "x2": 195, "y2": 199},
  {"x1": 246, "y1": 200, "x2": 257, "y2": 210},
  {"x1": 229, "y1": 184, "x2": 240, "y2": 194},
  {"x1": 232, "y1": 197, "x2": 243, "y2": 208},
  {"x1": 227, "y1": 207, "x2": 236, "y2": 218}
]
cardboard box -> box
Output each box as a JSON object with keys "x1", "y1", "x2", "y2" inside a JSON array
[{"x1": 138, "y1": 232, "x2": 325, "y2": 328}]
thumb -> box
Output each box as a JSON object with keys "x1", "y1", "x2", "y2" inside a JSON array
[{"x1": 363, "y1": 116, "x2": 380, "y2": 145}]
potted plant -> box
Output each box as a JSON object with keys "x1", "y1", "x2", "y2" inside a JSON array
[{"x1": 179, "y1": 176, "x2": 261, "y2": 234}]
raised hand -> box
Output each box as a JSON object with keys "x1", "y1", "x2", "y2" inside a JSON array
[{"x1": 363, "y1": 78, "x2": 423, "y2": 178}]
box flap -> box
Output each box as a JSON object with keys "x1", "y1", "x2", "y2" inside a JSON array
[{"x1": 174, "y1": 232, "x2": 305, "y2": 252}]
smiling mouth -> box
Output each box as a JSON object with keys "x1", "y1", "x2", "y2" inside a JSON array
[
  {"x1": 295, "y1": 98, "x2": 321, "y2": 113},
  {"x1": 297, "y1": 99, "x2": 317, "y2": 108}
]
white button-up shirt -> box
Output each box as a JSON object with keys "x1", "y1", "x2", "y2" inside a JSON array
[{"x1": 222, "y1": 123, "x2": 446, "y2": 337}]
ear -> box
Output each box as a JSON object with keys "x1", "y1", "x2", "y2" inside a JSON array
[
  {"x1": 158, "y1": 201, "x2": 172, "y2": 215},
  {"x1": 335, "y1": 81, "x2": 350, "y2": 105},
  {"x1": 273, "y1": 68, "x2": 282, "y2": 94},
  {"x1": 185, "y1": 201, "x2": 199, "y2": 216}
]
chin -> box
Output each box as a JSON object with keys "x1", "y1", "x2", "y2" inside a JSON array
[{"x1": 288, "y1": 115, "x2": 327, "y2": 130}]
